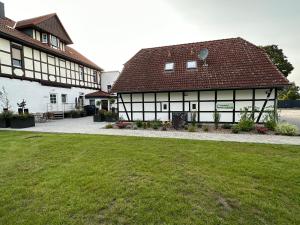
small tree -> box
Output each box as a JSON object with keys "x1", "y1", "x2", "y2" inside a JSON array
[
  {"x1": 213, "y1": 111, "x2": 221, "y2": 129},
  {"x1": 191, "y1": 112, "x2": 197, "y2": 127},
  {"x1": 0, "y1": 86, "x2": 11, "y2": 110}
]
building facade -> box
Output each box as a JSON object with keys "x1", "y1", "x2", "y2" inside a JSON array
[
  {"x1": 112, "y1": 38, "x2": 290, "y2": 123},
  {"x1": 0, "y1": 3, "x2": 116, "y2": 113}
]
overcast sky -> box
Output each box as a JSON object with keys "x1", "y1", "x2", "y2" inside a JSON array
[{"x1": 4, "y1": 0, "x2": 300, "y2": 85}]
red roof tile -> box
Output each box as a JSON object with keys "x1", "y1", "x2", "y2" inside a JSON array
[
  {"x1": 15, "y1": 13, "x2": 73, "y2": 44},
  {"x1": 85, "y1": 90, "x2": 112, "y2": 98},
  {"x1": 112, "y1": 38, "x2": 289, "y2": 93},
  {"x1": 0, "y1": 17, "x2": 102, "y2": 71}
]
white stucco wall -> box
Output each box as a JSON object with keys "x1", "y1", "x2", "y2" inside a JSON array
[
  {"x1": 101, "y1": 71, "x2": 120, "y2": 92},
  {"x1": 0, "y1": 77, "x2": 97, "y2": 113}
]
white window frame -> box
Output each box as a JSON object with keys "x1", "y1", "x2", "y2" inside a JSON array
[
  {"x1": 164, "y1": 62, "x2": 174, "y2": 71},
  {"x1": 42, "y1": 33, "x2": 48, "y2": 44},
  {"x1": 50, "y1": 35, "x2": 59, "y2": 48},
  {"x1": 61, "y1": 94, "x2": 67, "y2": 104},
  {"x1": 50, "y1": 94, "x2": 57, "y2": 104},
  {"x1": 187, "y1": 60, "x2": 197, "y2": 69}
]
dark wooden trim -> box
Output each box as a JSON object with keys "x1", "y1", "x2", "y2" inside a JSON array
[
  {"x1": 119, "y1": 93, "x2": 130, "y2": 121},
  {"x1": 256, "y1": 88, "x2": 273, "y2": 123},
  {"x1": 252, "y1": 89, "x2": 255, "y2": 120},
  {"x1": 154, "y1": 92, "x2": 157, "y2": 120},
  {"x1": 197, "y1": 90, "x2": 200, "y2": 123},
  {"x1": 233, "y1": 90, "x2": 236, "y2": 123},
  {"x1": 168, "y1": 92, "x2": 170, "y2": 120},
  {"x1": 130, "y1": 93, "x2": 133, "y2": 121},
  {"x1": 142, "y1": 93, "x2": 145, "y2": 121}
]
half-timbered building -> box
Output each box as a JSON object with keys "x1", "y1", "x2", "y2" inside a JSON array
[{"x1": 112, "y1": 38, "x2": 290, "y2": 123}]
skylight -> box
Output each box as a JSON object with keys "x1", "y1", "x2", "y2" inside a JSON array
[
  {"x1": 187, "y1": 61, "x2": 197, "y2": 69},
  {"x1": 164, "y1": 62, "x2": 174, "y2": 71}
]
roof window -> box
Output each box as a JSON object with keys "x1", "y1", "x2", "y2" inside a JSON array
[
  {"x1": 187, "y1": 60, "x2": 197, "y2": 69},
  {"x1": 164, "y1": 62, "x2": 174, "y2": 71}
]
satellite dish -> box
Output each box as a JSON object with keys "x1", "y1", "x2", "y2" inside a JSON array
[{"x1": 198, "y1": 48, "x2": 209, "y2": 66}]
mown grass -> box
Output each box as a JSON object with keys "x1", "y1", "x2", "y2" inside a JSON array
[{"x1": 0, "y1": 131, "x2": 299, "y2": 225}]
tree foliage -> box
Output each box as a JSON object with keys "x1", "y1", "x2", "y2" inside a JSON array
[
  {"x1": 262, "y1": 45, "x2": 294, "y2": 77},
  {"x1": 278, "y1": 82, "x2": 300, "y2": 100}
]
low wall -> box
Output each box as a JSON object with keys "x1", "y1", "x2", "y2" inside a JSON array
[{"x1": 278, "y1": 100, "x2": 300, "y2": 108}]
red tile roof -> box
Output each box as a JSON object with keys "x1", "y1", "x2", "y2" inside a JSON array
[
  {"x1": 0, "y1": 17, "x2": 102, "y2": 71},
  {"x1": 15, "y1": 13, "x2": 73, "y2": 44},
  {"x1": 85, "y1": 90, "x2": 112, "y2": 98},
  {"x1": 112, "y1": 38, "x2": 289, "y2": 93}
]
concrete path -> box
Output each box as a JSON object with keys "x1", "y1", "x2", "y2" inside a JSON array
[{"x1": 1, "y1": 116, "x2": 300, "y2": 145}]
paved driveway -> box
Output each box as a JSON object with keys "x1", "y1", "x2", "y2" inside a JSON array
[
  {"x1": 280, "y1": 109, "x2": 300, "y2": 129},
  {"x1": 1, "y1": 116, "x2": 300, "y2": 145}
]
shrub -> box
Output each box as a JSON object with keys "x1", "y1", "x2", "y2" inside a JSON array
[
  {"x1": 264, "y1": 111, "x2": 278, "y2": 131},
  {"x1": 151, "y1": 120, "x2": 162, "y2": 130},
  {"x1": 146, "y1": 121, "x2": 151, "y2": 128},
  {"x1": 143, "y1": 122, "x2": 147, "y2": 129},
  {"x1": 221, "y1": 123, "x2": 232, "y2": 129},
  {"x1": 105, "y1": 124, "x2": 113, "y2": 129},
  {"x1": 213, "y1": 111, "x2": 221, "y2": 129},
  {"x1": 197, "y1": 123, "x2": 202, "y2": 128},
  {"x1": 237, "y1": 107, "x2": 255, "y2": 131},
  {"x1": 203, "y1": 125, "x2": 209, "y2": 132},
  {"x1": 135, "y1": 120, "x2": 143, "y2": 128},
  {"x1": 184, "y1": 125, "x2": 189, "y2": 130},
  {"x1": 256, "y1": 126, "x2": 268, "y2": 134},
  {"x1": 275, "y1": 123, "x2": 298, "y2": 136},
  {"x1": 0, "y1": 110, "x2": 13, "y2": 120},
  {"x1": 188, "y1": 125, "x2": 197, "y2": 132},
  {"x1": 191, "y1": 112, "x2": 197, "y2": 127},
  {"x1": 12, "y1": 113, "x2": 34, "y2": 120},
  {"x1": 232, "y1": 125, "x2": 240, "y2": 134}
]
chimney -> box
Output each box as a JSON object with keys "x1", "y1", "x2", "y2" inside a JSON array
[{"x1": 0, "y1": 2, "x2": 5, "y2": 18}]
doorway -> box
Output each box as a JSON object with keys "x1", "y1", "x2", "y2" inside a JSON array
[{"x1": 101, "y1": 100, "x2": 108, "y2": 111}]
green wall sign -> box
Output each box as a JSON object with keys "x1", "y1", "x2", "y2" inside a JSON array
[{"x1": 216, "y1": 103, "x2": 234, "y2": 109}]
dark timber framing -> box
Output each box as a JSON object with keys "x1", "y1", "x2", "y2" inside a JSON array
[{"x1": 117, "y1": 88, "x2": 277, "y2": 123}]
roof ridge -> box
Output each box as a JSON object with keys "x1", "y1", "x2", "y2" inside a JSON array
[
  {"x1": 16, "y1": 13, "x2": 56, "y2": 25},
  {"x1": 141, "y1": 37, "x2": 241, "y2": 50}
]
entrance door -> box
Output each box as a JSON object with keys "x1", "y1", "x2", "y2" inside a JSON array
[{"x1": 101, "y1": 100, "x2": 108, "y2": 111}]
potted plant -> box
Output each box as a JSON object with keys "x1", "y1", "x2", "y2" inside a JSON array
[
  {"x1": 17, "y1": 99, "x2": 27, "y2": 114},
  {"x1": 0, "y1": 110, "x2": 13, "y2": 128},
  {"x1": 10, "y1": 113, "x2": 35, "y2": 128}
]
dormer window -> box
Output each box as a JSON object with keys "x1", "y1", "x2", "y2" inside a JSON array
[
  {"x1": 164, "y1": 62, "x2": 174, "y2": 71},
  {"x1": 42, "y1": 33, "x2": 48, "y2": 43},
  {"x1": 187, "y1": 60, "x2": 197, "y2": 69},
  {"x1": 50, "y1": 35, "x2": 59, "y2": 48}
]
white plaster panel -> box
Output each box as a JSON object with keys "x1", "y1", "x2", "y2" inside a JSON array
[
  {"x1": 170, "y1": 102, "x2": 183, "y2": 111},
  {"x1": 35, "y1": 72, "x2": 41, "y2": 79},
  {"x1": 217, "y1": 90, "x2": 233, "y2": 100},
  {"x1": 219, "y1": 113, "x2": 233, "y2": 122},
  {"x1": 34, "y1": 61, "x2": 41, "y2": 71},
  {"x1": 124, "y1": 103, "x2": 131, "y2": 111},
  {"x1": 156, "y1": 93, "x2": 168, "y2": 101},
  {"x1": 184, "y1": 91, "x2": 197, "y2": 101},
  {"x1": 36, "y1": 31, "x2": 41, "y2": 41},
  {"x1": 200, "y1": 91, "x2": 214, "y2": 100},
  {"x1": 119, "y1": 113, "x2": 128, "y2": 120},
  {"x1": 1, "y1": 65, "x2": 12, "y2": 74},
  {"x1": 200, "y1": 112, "x2": 213, "y2": 122},
  {"x1": 200, "y1": 102, "x2": 214, "y2": 111},
  {"x1": 132, "y1": 103, "x2": 143, "y2": 111},
  {"x1": 144, "y1": 93, "x2": 155, "y2": 101},
  {"x1": 49, "y1": 65, "x2": 55, "y2": 75},
  {"x1": 132, "y1": 93, "x2": 142, "y2": 102},
  {"x1": 23, "y1": 46, "x2": 32, "y2": 58},
  {"x1": 25, "y1": 70, "x2": 34, "y2": 78},
  {"x1": 13, "y1": 68, "x2": 24, "y2": 76},
  {"x1": 42, "y1": 63, "x2": 47, "y2": 73},
  {"x1": 145, "y1": 113, "x2": 155, "y2": 121},
  {"x1": 170, "y1": 92, "x2": 183, "y2": 101},
  {"x1": 236, "y1": 90, "x2": 252, "y2": 100},
  {"x1": 33, "y1": 50, "x2": 40, "y2": 60},
  {"x1": 235, "y1": 101, "x2": 252, "y2": 111},
  {"x1": 24, "y1": 58, "x2": 33, "y2": 70},
  {"x1": 144, "y1": 103, "x2": 155, "y2": 111},
  {"x1": 256, "y1": 89, "x2": 275, "y2": 99},
  {"x1": 157, "y1": 112, "x2": 169, "y2": 121},
  {"x1": 132, "y1": 113, "x2": 143, "y2": 121},
  {"x1": 0, "y1": 38, "x2": 11, "y2": 52},
  {"x1": 42, "y1": 74, "x2": 48, "y2": 80},
  {"x1": 121, "y1": 94, "x2": 130, "y2": 102},
  {"x1": 0, "y1": 51, "x2": 11, "y2": 65},
  {"x1": 48, "y1": 56, "x2": 55, "y2": 65},
  {"x1": 49, "y1": 75, "x2": 56, "y2": 82},
  {"x1": 41, "y1": 52, "x2": 47, "y2": 62},
  {"x1": 184, "y1": 102, "x2": 190, "y2": 111}
]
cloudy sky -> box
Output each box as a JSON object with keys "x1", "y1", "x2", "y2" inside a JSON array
[{"x1": 4, "y1": 0, "x2": 300, "y2": 85}]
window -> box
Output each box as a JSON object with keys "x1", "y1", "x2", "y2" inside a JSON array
[
  {"x1": 89, "y1": 99, "x2": 95, "y2": 105},
  {"x1": 163, "y1": 103, "x2": 168, "y2": 110},
  {"x1": 107, "y1": 85, "x2": 112, "y2": 93},
  {"x1": 79, "y1": 66, "x2": 84, "y2": 81},
  {"x1": 50, "y1": 35, "x2": 59, "y2": 48},
  {"x1": 61, "y1": 94, "x2": 67, "y2": 103},
  {"x1": 164, "y1": 62, "x2": 174, "y2": 71},
  {"x1": 192, "y1": 103, "x2": 197, "y2": 110},
  {"x1": 93, "y1": 70, "x2": 97, "y2": 82},
  {"x1": 187, "y1": 61, "x2": 197, "y2": 69},
  {"x1": 42, "y1": 33, "x2": 48, "y2": 43},
  {"x1": 11, "y1": 46, "x2": 23, "y2": 68},
  {"x1": 50, "y1": 94, "x2": 57, "y2": 104}
]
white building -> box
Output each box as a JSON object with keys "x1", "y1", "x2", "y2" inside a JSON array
[
  {"x1": 0, "y1": 2, "x2": 118, "y2": 114},
  {"x1": 112, "y1": 38, "x2": 290, "y2": 123}
]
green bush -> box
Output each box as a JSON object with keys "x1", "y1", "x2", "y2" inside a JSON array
[
  {"x1": 232, "y1": 125, "x2": 240, "y2": 133},
  {"x1": 264, "y1": 111, "x2": 278, "y2": 131},
  {"x1": 191, "y1": 112, "x2": 197, "y2": 127},
  {"x1": 0, "y1": 110, "x2": 13, "y2": 120},
  {"x1": 151, "y1": 120, "x2": 162, "y2": 130},
  {"x1": 105, "y1": 124, "x2": 113, "y2": 129},
  {"x1": 237, "y1": 107, "x2": 255, "y2": 131},
  {"x1": 135, "y1": 120, "x2": 143, "y2": 128},
  {"x1": 203, "y1": 125, "x2": 209, "y2": 132},
  {"x1": 188, "y1": 125, "x2": 197, "y2": 132},
  {"x1": 143, "y1": 122, "x2": 147, "y2": 129},
  {"x1": 221, "y1": 123, "x2": 232, "y2": 129},
  {"x1": 275, "y1": 123, "x2": 298, "y2": 136}
]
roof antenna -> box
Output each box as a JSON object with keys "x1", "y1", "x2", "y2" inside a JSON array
[{"x1": 198, "y1": 48, "x2": 209, "y2": 66}]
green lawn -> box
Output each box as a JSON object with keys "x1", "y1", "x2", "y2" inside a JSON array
[{"x1": 0, "y1": 131, "x2": 299, "y2": 225}]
